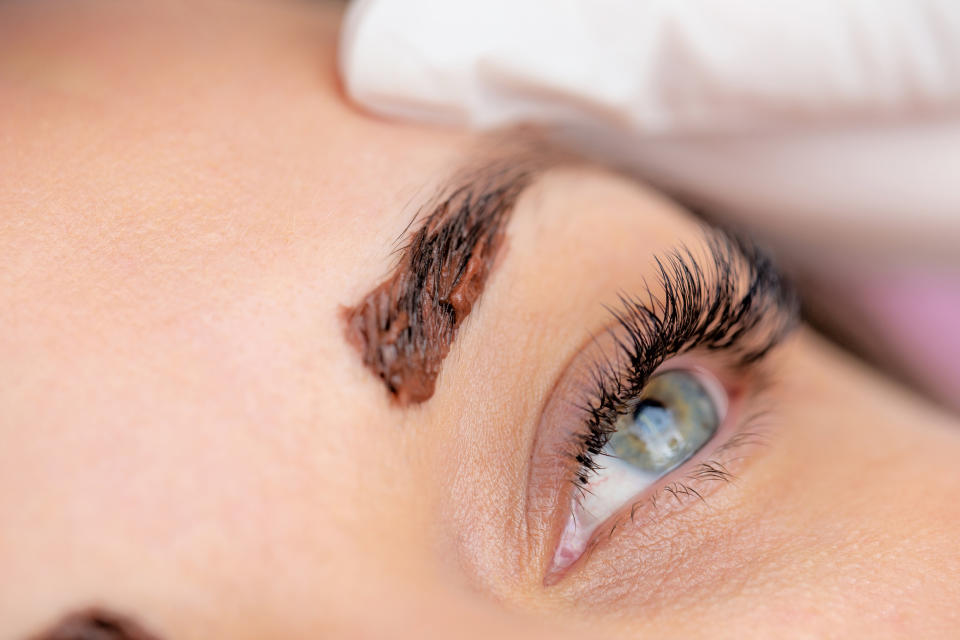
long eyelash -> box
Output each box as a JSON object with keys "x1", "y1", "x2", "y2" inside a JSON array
[
  {"x1": 571, "y1": 228, "x2": 799, "y2": 487},
  {"x1": 688, "y1": 460, "x2": 735, "y2": 484}
]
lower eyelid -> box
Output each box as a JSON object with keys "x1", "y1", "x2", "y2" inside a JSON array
[{"x1": 600, "y1": 414, "x2": 772, "y2": 550}]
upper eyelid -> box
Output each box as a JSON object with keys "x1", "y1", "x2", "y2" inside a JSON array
[
  {"x1": 579, "y1": 228, "x2": 798, "y2": 451},
  {"x1": 568, "y1": 228, "x2": 797, "y2": 506}
]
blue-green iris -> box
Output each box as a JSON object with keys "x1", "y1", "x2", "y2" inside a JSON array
[{"x1": 606, "y1": 370, "x2": 719, "y2": 473}]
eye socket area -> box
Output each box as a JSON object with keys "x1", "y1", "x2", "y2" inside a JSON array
[
  {"x1": 552, "y1": 362, "x2": 732, "y2": 575},
  {"x1": 526, "y1": 345, "x2": 749, "y2": 585},
  {"x1": 523, "y1": 231, "x2": 798, "y2": 587}
]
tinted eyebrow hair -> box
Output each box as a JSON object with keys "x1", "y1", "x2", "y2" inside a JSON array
[{"x1": 343, "y1": 149, "x2": 551, "y2": 405}]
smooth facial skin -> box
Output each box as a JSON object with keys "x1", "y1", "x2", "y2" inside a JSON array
[{"x1": 1, "y1": 1, "x2": 959, "y2": 638}]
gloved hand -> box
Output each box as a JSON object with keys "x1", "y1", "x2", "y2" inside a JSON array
[
  {"x1": 340, "y1": 0, "x2": 960, "y2": 252},
  {"x1": 342, "y1": 0, "x2": 960, "y2": 133}
]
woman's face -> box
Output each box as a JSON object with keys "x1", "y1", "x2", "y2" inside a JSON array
[{"x1": 2, "y1": 2, "x2": 958, "y2": 638}]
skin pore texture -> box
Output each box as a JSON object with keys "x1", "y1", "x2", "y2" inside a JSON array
[{"x1": 1, "y1": 1, "x2": 959, "y2": 639}]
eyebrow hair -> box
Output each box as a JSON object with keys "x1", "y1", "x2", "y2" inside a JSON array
[{"x1": 343, "y1": 148, "x2": 551, "y2": 405}]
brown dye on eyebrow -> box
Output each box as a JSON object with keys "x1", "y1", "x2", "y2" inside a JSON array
[
  {"x1": 29, "y1": 608, "x2": 162, "y2": 640},
  {"x1": 344, "y1": 157, "x2": 542, "y2": 405}
]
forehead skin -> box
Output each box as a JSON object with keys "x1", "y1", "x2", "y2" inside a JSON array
[
  {"x1": 1, "y1": 2, "x2": 622, "y2": 637},
  {"x1": 3, "y1": 2, "x2": 960, "y2": 639},
  {"x1": 0, "y1": 0, "x2": 480, "y2": 636}
]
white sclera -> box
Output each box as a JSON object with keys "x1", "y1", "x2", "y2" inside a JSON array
[{"x1": 551, "y1": 457, "x2": 660, "y2": 573}]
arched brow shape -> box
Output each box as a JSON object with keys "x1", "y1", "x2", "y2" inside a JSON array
[
  {"x1": 28, "y1": 608, "x2": 162, "y2": 640},
  {"x1": 343, "y1": 142, "x2": 554, "y2": 405}
]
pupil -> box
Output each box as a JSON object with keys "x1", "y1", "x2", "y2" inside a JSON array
[{"x1": 633, "y1": 397, "x2": 665, "y2": 417}]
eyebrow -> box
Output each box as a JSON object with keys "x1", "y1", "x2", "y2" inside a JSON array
[{"x1": 343, "y1": 148, "x2": 551, "y2": 405}]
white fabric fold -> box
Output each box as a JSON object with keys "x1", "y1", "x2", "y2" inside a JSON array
[
  {"x1": 339, "y1": 0, "x2": 960, "y2": 251},
  {"x1": 341, "y1": 0, "x2": 960, "y2": 134}
]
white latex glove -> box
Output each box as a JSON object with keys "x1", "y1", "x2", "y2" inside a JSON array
[{"x1": 340, "y1": 0, "x2": 960, "y2": 257}]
